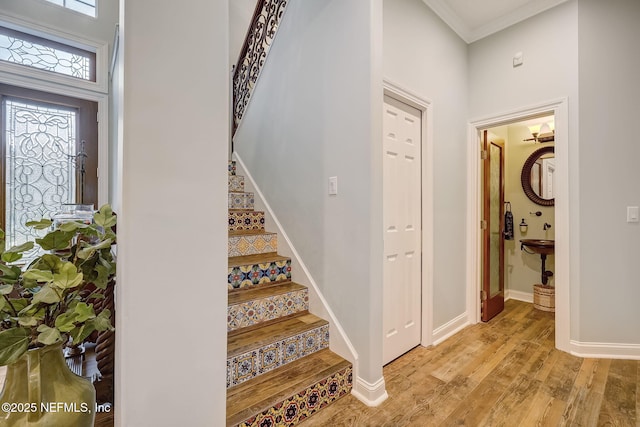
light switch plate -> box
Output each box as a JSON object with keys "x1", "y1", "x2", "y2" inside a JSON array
[
  {"x1": 328, "y1": 176, "x2": 338, "y2": 195},
  {"x1": 627, "y1": 206, "x2": 639, "y2": 223}
]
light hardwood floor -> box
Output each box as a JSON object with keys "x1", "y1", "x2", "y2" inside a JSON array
[{"x1": 302, "y1": 300, "x2": 639, "y2": 426}]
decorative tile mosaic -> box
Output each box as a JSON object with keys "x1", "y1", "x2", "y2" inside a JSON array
[
  {"x1": 228, "y1": 258, "x2": 291, "y2": 289},
  {"x1": 228, "y1": 192, "x2": 255, "y2": 210},
  {"x1": 228, "y1": 211, "x2": 265, "y2": 232},
  {"x1": 228, "y1": 233, "x2": 278, "y2": 257},
  {"x1": 227, "y1": 324, "x2": 329, "y2": 388},
  {"x1": 229, "y1": 175, "x2": 245, "y2": 192},
  {"x1": 229, "y1": 161, "x2": 236, "y2": 176},
  {"x1": 227, "y1": 288, "x2": 309, "y2": 332},
  {"x1": 237, "y1": 366, "x2": 353, "y2": 426}
]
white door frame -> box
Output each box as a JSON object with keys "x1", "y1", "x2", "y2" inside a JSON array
[
  {"x1": 382, "y1": 79, "x2": 434, "y2": 348},
  {"x1": 466, "y1": 98, "x2": 570, "y2": 353}
]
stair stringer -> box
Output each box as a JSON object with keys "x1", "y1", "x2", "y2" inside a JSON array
[{"x1": 233, "y1": 152, "x2": 358, "y2": 370}]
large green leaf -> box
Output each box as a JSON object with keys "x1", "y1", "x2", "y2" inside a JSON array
[
  {"x1": 73, "y1": 302, "x2": 95, "y2": 323},
  {"x1": 0, "y1": 284, "x2": 13, "y2": 295},
  {"x1": 93, "y1": 309, "x2": 114, "y2": 331},
  {"x1": 57, "y1": 221, "x2": 89, "y2": 232},
  {"x1": 77, "y1": 238, "x2": 113, "y2": 260},
  {"x1": 33, "y1": 254, "x2": 64, "y2": 273},
  {"x1": 0, "y1": 263, "x2": 20, "y2": 283},
  {"x1": 36, "y1": 230, "x2": 74, "y2": 251},
  {"x1": 94, "y1": 205, "x2": 117, "y2": 228},
  {"x1": 70, "y1": 323, "x2": 95, "y2": 345},
  {"x1": 1, "y1": 241, "x2": 34, "y2": 263},
  {"x1": 23, "y1": 269, "x2": 54, "y2": 283},
  {"x1": 18, "y1": 316, "x2": 38, "y2": 326},
  {"x1": 5, "y1": 241, "x2": 34, "y2": 254},
  {"x1": 36, "y1": 325, "x2": 62, "y2": 345},
  {"x1": 25, "y1": 219, "x2": 53, "y2": 230},
  {"x1": 1, "y1": 252, "x2": 22, "y2": 263},
  {"x1": 0, "y1": 328, "x2": 29, "y2": 365},
  {"x1": 52, "y1": 262, "x2": 83, "y2": 290},
  {"x1": 54, "y1": 311, "x2": 78, "y2": 333},
  {"x1": 32, "y1": 285, "x2": 61, "y2": 305}
]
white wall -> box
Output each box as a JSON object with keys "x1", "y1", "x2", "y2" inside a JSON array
[
  {"x1": 383, "y1": 0, "x2": 468, "y2": 329},
  {"x1": 468, "y1": 0, "x2": 579, "y2": 336},
  {"x1": 577, "y1": 0, "x2": 640, "y2": 344},
  {"x1": 233, "y1": 0, "x2": 386, "y2": 402},
  {"x1": 116, "y1": 0, "x2": 228, "y2": 425}
]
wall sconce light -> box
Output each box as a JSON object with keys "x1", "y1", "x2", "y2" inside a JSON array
[{"x1": 524, "y1": 122, "x2": 555, "y2": 142}]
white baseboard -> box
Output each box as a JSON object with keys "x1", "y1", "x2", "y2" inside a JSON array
[
  {"x1": 569, "y1": 341, "x2": 640, "y2": 360},
  {"x1": 505, "y1": 289, "x2": 533, "y2": 303},
  {"x1": 351, "y1": 376, "x2": 388, "y2": 407},
  {"x1": 432, "y1": 312, "x2": 469, "y2": 346}
]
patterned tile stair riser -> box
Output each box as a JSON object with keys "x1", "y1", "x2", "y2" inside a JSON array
[
  {"x1": 229, "y1": 211, "x2": 265, "y2": 232},
  {"x1": 228, "y1": 258, "x2": 292, "y2": 290},
  {"x1": 229, "y1": 161, "x2": 237, "y2": 176},
  {"x1": 227, "y1": 324, "x2": 329, "y2": 389},
  {"x1": 237, "y1": 366, "x2": 353, "y2": 427},
  {"x1": 229, "y1": 192, "x2": 255, "y2": 210},
  {"x1": 228, "y1": 233, "x2": 278, "y2": 258},
  {"x1": 227, "y1": 288, "x2": 309, "y2": 332},
  {"x1": 229, "y1": 175, "x2": 245, "y2": 192}
]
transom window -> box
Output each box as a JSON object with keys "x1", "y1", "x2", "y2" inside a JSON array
[
  {"x1": 44, "y1": 0, "x2": 97, "y2": 18},
  {"x1": 0, "y1": 26, "x2": 96, "y2": 81}
]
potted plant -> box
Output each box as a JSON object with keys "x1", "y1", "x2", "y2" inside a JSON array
[{"x1": 0, "y1": 204, "x2": 116, "y2": 426}]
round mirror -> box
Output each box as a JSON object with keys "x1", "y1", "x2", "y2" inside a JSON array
[{"x1": 521, "y1": 146, "x2": 555, "y2": 206}]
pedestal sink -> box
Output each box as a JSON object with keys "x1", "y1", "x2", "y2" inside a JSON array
[{"x1": 520, "y1": 239, "x2": 555, "y2": 284}]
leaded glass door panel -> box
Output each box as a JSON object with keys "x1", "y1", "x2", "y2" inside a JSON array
[{"x1": 0, "y1": 84, "x2": 97, "y2": 259}]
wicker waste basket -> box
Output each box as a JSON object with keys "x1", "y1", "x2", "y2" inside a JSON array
[{"x1": 533, "y1": 284, "x2": 555, "y2": 312}]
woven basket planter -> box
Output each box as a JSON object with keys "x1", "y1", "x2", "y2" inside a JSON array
[{"x1": 533, "y1": 284, "x2": 555, "y2": 312}]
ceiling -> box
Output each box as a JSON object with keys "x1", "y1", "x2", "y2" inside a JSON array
[{"x1": 422, "y1": 0, "x2": 569, "y2": 43}]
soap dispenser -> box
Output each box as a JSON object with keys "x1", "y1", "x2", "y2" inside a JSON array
[{"x1": 519, "y1": 218, "x2": 528, "y2": 234}]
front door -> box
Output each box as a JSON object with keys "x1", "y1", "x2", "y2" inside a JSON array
[
  {"x1": 482, "y1": 130, "x2": 505, "y2": 321},
  {"x1": 0, "y1": 84, "x2": 98, "y2": 259},
  {"x1": 382, "y1": 95, "x2": 422, "y2": 364}
]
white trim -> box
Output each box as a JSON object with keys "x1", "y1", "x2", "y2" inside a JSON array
[
  {"x1": 382, "y1": 79, "x2": 435, "y2": 349},
  {"x1": 569, "y1": 341, "x2": 640, "y2": 360},
  {"x1": 0, "y1": 13, "x2": 109, "y2": 93},
  {"x1": 466, "y1": 98, "x2": 570, "y2": 353},
  {"x1": 0, "y1": 72, "x2": 109, "y2": 208},
  {"x1": 432, "y1": 312, "x2": 469, "y2": 346},
  {"x1": 351, "y1": 376, "x2": 388, "y2": 407},
  {"x1": 505, "y1": 289, "x2": 533, "y2": 303},
  {"x1": 233, "y1": 153, "x2": 358, "y2": 362},
  {"x1": 421, "y1": 0, "x2": 569, "y2": 43}
]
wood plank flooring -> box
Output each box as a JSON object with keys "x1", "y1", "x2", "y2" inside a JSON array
[{"x1": 302, "y1": 300, "x2": 639, "y2": 426}]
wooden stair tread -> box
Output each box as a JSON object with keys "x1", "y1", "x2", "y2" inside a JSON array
[
  {"x1": 228, "y1": 229, "x2": 276, "y2": 237},
  {"x1": 228, "y1": 282, "x2": 306, "y2": 305},
  {"x1": 226, "y1": 348, "x2": 351, "y2": 426},
  {"x1": 228, "y1": 253, "x2": 290, "y2": 268},
  {"x1": 228, "y1": 312, "x2": 327, "y2": 357}
]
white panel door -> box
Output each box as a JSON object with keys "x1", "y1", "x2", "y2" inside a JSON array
[{"x1": 382, "y1": 95, "x2": 422, "y2": 365}]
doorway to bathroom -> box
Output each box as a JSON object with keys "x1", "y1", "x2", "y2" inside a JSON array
[{"x1": 467, "y1": 99, "x2": 570, "y2": 351}]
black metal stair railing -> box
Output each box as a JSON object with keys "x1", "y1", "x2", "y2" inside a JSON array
[{"x1": 232, "y1": 0, "x2": 288, "y2": 136}]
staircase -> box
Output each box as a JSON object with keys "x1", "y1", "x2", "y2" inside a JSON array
[{"x1": 226, "y1": 161, "x2": 353, "y2": 426}]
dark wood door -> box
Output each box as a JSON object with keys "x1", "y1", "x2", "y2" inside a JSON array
[{"x1": 482, "y1": 130, "x2": 505, "y2": 322}]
